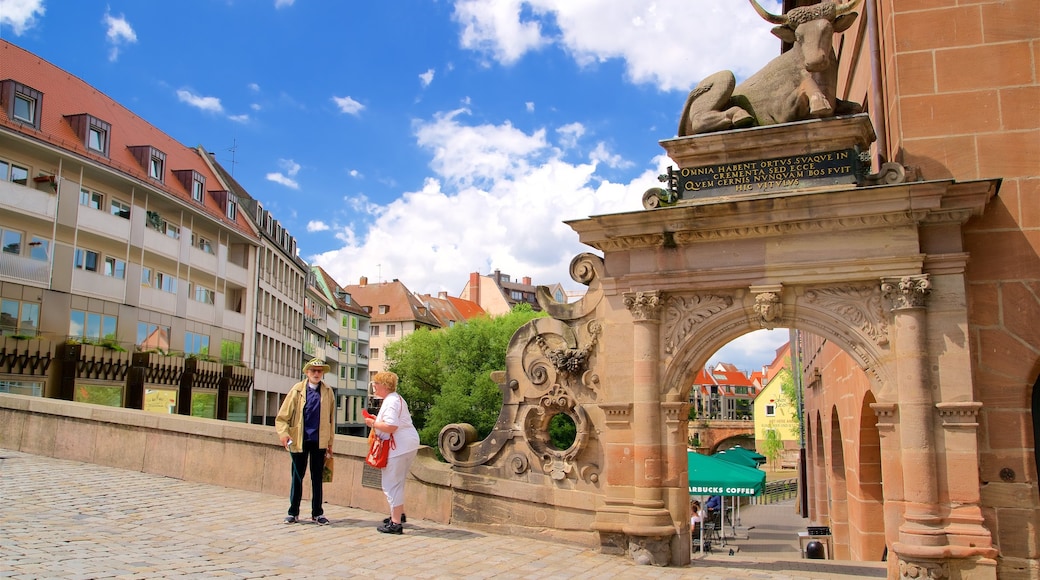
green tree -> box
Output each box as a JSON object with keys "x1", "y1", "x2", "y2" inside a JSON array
[
  {"x1": 762, "y1": 428, "x2": 784, "y2": 470},
  {"x1": 385, "y1": 303, "x2": 545, "y2": 448}
]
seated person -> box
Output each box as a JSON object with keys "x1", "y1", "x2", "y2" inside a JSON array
[
  {"x1": 705, "y1": 494, "x2": 722, "y2": 515},
  {"x1": 690, "y1": 500, "x2": 703, "y2": 526}
]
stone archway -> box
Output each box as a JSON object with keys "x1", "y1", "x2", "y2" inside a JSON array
[{"x1": 438, "y1": 116, "x2": 1000, "y2": 576}]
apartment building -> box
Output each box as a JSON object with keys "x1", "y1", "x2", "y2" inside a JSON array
[
  {"x1": 458, "y1": 270, "x2": 566, "y2": 316},
  {"x1": 689, "y1": 363, "x2": 760, "y2": 421},
  {"x1": 312, "y1": 266, "x2": 370, "y2": 436},
  {"x1": 0, "y1": 40, "x2": 258, "y2": 415},
  {"x1": 340, "y1": 277, "x2": 442, "y2": 380},
  {"x1": 203, "y1": 150, "x2": 305, "y2": 425}
]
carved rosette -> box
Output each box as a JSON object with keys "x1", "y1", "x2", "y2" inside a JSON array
[
  {"x1": 804, "y1": 285, "x2": 889, "y2": 346},
  {"x1": 623, "y1": 290, "x2": 662, "y2": 322},
  {"x1": 881, "y1": 275, "x2": 931, "y2": 311},
  {"x1": 662, "y1": 294, "x2": 734, "y2": 354},
  {"x1": 898, "y1": 558, "x2": 949, "y2": 579}
]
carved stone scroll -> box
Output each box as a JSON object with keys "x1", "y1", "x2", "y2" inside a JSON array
[
  {"x1": 881, "y1": 275, "x2": 931, "y2": 310},
  {"x1": 804, "y1": 285, "x2": 888, "y2": 346},
  {"x1": 662, "y1": 294, "x2": 734, "y2": 354}
]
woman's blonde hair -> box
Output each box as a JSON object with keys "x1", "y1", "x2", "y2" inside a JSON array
[{"x1": 372, "y1": 371, "x2": 399, "y2": 392}]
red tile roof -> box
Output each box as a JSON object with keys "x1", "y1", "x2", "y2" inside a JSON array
[{"x1": 0, "y1": 40, "x2": 255, "y2": 240}]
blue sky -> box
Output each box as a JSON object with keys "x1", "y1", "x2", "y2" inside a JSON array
[{"x1": 1, "y1": 0, "x2": 788, "y2": 371}]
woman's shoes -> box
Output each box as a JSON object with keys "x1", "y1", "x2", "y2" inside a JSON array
[
  {"x1": 382, "y1": 514, "x2": 406, "y2": 524},
  {"x1": 377, "y1": 521, "x2": 403, "y2": 534}
]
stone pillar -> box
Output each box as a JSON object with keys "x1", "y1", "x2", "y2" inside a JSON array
[
  {"x1": 882, "y1": 276, "x2": 944, "y2": 542},
  {"x1": 621, "y1": 290, "x2": 675, "y2": 565}
]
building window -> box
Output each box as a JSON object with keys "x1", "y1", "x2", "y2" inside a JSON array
[
  {"x1": 141, "y1": 267, "x2": 152, "y2": 286},
  {"x1": 191, "y1": 234, "x2": 213, "y2": 254},
  {"x1": 149, "y1": 153, "x2": 164, "y2": 180},
  {"x1": 371, "y1": 325, "x2": 379, "y2": 336},
  {"x1": 79, "y1": 188, "x2": 103, "y2": 210},
  {"x1": 69, "y1": 310, "x2": 117, "y2": 342},
  {"x1": 8, "y1": 82, "x2": 42, "y2": 129},
  {"x1": 378, "y1": 305, "x2": 389, "y2": 314},
  {"x1": 185, "y1": 331, "x2": 210, "y2": 356},
  {"x1": 765, "y1": 403, "x2": 776, "y2": 417},
  {"x1": 1, "y1": 228, "x2": 22, "y2": 255},
  {"x1": 103, "y1": 256, "x2": 126, "y2": 279},
  {"x1": 110, "y1": 199, "x2": 131, "y2": 219},
  {"x1": 226, "y1": 191, "x2": 237, "y2": 220},
  {"x1": 164, "y1": 223, "x2": 180, "y2": 240},
  {"x1": 370, "y1": 348, "x2": 379, "y2": 359},
  {"x1": 220, "y1": 339, "x2": 242, "y2": 364},
  {"x1": 192, "y1": 178, "x2": 204, "y2": 203},
  {"x1": 0, "y1": 158, "x2": 30, "y2": 185},
  {"x1": 386, "y1": 324, "x2": 396, "y2": 336},
  {"x1": 28, "y1": 236, "x2": 48, "y2": 261},
  {"x1": 0, "y1": 380, "x2": 43, "y2": 397},
  {"x1": 137, "y1": 322, "x2": 171, "y2": 351},
  {"x1": 73, "y1": 248, "x2": 100, "y2": 272},
  {"x1": 349, "y1": 342, "x2": 356, "y2": 354},
  {"x1": 349, "y1": 367, "x2": 356, "y2": 380},
  {"x1": 0, "y1": 298, "x2": 40, "y2": 337},
  {"x1": 87, "y1": 117, "x2": 110, "y2": 155},
  {"x1": 193, "y1": 284, "x2": 215, "y2": 305},
  {"x1": 155, "y1": 272, "x2": 177, "y2": 294},
  {"x1": 351, "y1": 317, "x2": 358, "y2": 330}
]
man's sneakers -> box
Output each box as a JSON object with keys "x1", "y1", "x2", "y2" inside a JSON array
[
  {"x1": 382, "y1": 514, "x2": 406, "y2": 525},
  {"x1": 312, "y1": 515, "x2": 330, "y2": 526},
  {"x1": 284, "y1": 515, "x2": 298, "y2": 524},
  {"x1": 377, "y1": 521, "x2": 403, "y2": 534}
]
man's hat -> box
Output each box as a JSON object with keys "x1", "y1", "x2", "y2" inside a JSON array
[{"x1": 302, "y1": 358, "x2": 331, "y2": 373}]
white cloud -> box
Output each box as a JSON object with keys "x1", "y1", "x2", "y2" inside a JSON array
[
  {"x1": 419, "y1": 68, "x2": 435, "y2": 88},
  {"x1": 177, "y1": 90, "x2": 224, "y2": 113},
  {"x1": 103, "y1": 10, "x2": 137, "y2": 62},
  {"x1": 589, "y1": 142, "x2": 631, "y2": 169},
  {"x1": 266, "y1": 173, "x2": 299, "y2": 189},
  {"x1": 525, "y1": 101, "x2": 535, "y2": 113},
  {"x1": 453, "y1": 0, "x2": 548, "y2": 65},
  {"x1": 307, "y1": 220, "x2": 331, "y2": 232},
  {"x1": 248, "y1": 83, "x2": 261, "y2": 92},
  {"x1": 0, "y1": 0, "x2": 45, "y2": 35},
  {"x1": 555, "y1": 122, "x2": 584, "y2": 149},
  {"x1": 414, "y1": 108, "x2": 548, "y2": 189},
  {"x1": 228, "y1": 114, "x2": 250, "y2": 123},
  {"x1": 709, "y1": 329, "x2": 790, "y2": 374},
  {"x1": 266, "y1": 158, "x2": 301, "y2": 189},
  {"x1": 332, "y1": 95, "x2": 364, "y2": 115},
  {"x1": 275, "y1": 0, "x2": 294, "y2": 8},
  {"x1": 310, "y1": 112, "x2": 653, "y2": 297},
  {"x1": 452, "y1": 0, "x2": 783, "y2": 91}
]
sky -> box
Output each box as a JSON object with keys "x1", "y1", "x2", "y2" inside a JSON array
[{"x1": 0, "y1": 0, "x2": 789, "y2": 372}]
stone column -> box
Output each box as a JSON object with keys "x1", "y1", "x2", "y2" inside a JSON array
[
  {"x1": 621, "y1": 290, "x2": 675, "y2": 564},
  {"x1": 881, "y1": 276, "x2": 947, "y2": 555}
]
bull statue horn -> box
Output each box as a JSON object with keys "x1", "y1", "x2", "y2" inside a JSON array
[
  {"x1": 748, "y1": 0, "x2": 786, "y2": 25},
  {"x1": 835, "y1": 0, "x2": 865, "y2": 17}
]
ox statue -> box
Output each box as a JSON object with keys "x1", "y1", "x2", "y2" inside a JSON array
[{"x1": 678, "y1": 0, "x2": 864, "y2": 136}]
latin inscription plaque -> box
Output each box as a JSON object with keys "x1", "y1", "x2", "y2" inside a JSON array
[{"x1": 671, "y1": 148, "x2": 862, "y2": 199}]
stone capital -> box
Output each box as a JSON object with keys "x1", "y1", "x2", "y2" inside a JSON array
[
  {"x1": 624, "y1": 290, "x2": 663, "y2": 322},
  {"x1": 881, "y1": 275, "x2": 931, "y2": 310}
]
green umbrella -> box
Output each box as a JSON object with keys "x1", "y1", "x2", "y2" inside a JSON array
[
  {"x1": 724, "y1": 445, "x2": 767, "y2": 465},
  {"x1": 688, "y1": 451, "x2": 766, "y2": 497},
  {"x1": 713, "y1": 449, "x2": 760, "y2": 468}
]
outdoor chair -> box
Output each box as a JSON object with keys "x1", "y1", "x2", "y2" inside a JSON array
[{"x1": 703, "y1": 510, "x2": 724, "y2": 545}]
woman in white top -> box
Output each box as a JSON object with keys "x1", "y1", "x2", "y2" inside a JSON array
[{"x1": 365, "y1": 371, "x2": 421, "y2": 534}]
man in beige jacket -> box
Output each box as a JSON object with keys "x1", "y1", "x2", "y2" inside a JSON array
[{"x1": 275, "y1": 358, "x2": 336, "y2": 525}]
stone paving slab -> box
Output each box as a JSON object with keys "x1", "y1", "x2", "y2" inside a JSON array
[{"x1": 0, "y1": 449, "x2": 887, "y2": 579}]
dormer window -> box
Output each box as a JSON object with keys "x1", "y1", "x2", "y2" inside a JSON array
[
  {"x1": 225, "y1": 191, "x2": 237, "y2": 220},
  {"x1": 378, "y1": 305, "x2": 389, "y2": 314},
  {"x1": 2, "y1": 80, "x2": 43, "y2": 130},
  {"x1": 65, "y1": 114, "x2": 111, "y2": 156},
  {"x1": 128, "y1": 146, "x2": 166, "y2": 183},
  {"x1": 173, "y1": 170, "x2": 206, "y2": 203}
]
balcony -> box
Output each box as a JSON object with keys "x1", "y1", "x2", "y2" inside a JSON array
[
  {"x1": 224, "y1": 261, "x2": 250, "y2": 287},
  {"x1": 71, "y1": 269, "x2": 126, "y2": 302},
  {"x1": 78, "y1": 209, "x2": 130, "y2": 240},
  {"x1": 0, "y1": 180, "x2": 56, "y2": 219},
  {"x1": 143, "y1": 228, "x2": 180, "y2": 260},
  {"x1": 0, "y1": 253, "x2": 49, "y2": 286}
]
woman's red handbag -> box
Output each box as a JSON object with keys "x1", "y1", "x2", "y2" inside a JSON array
[{"x1": 365, "y1": 432, "x2": 395, "y2": 468}]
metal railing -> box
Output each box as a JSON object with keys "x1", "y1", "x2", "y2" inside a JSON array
[{"x1": 751, "y1": 478, "x2": 798, "y2": 505}]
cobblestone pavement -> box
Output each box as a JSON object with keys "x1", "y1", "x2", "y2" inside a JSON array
[{"x1": 0, "y1": 449, "x2": 887, "y2": 579}]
